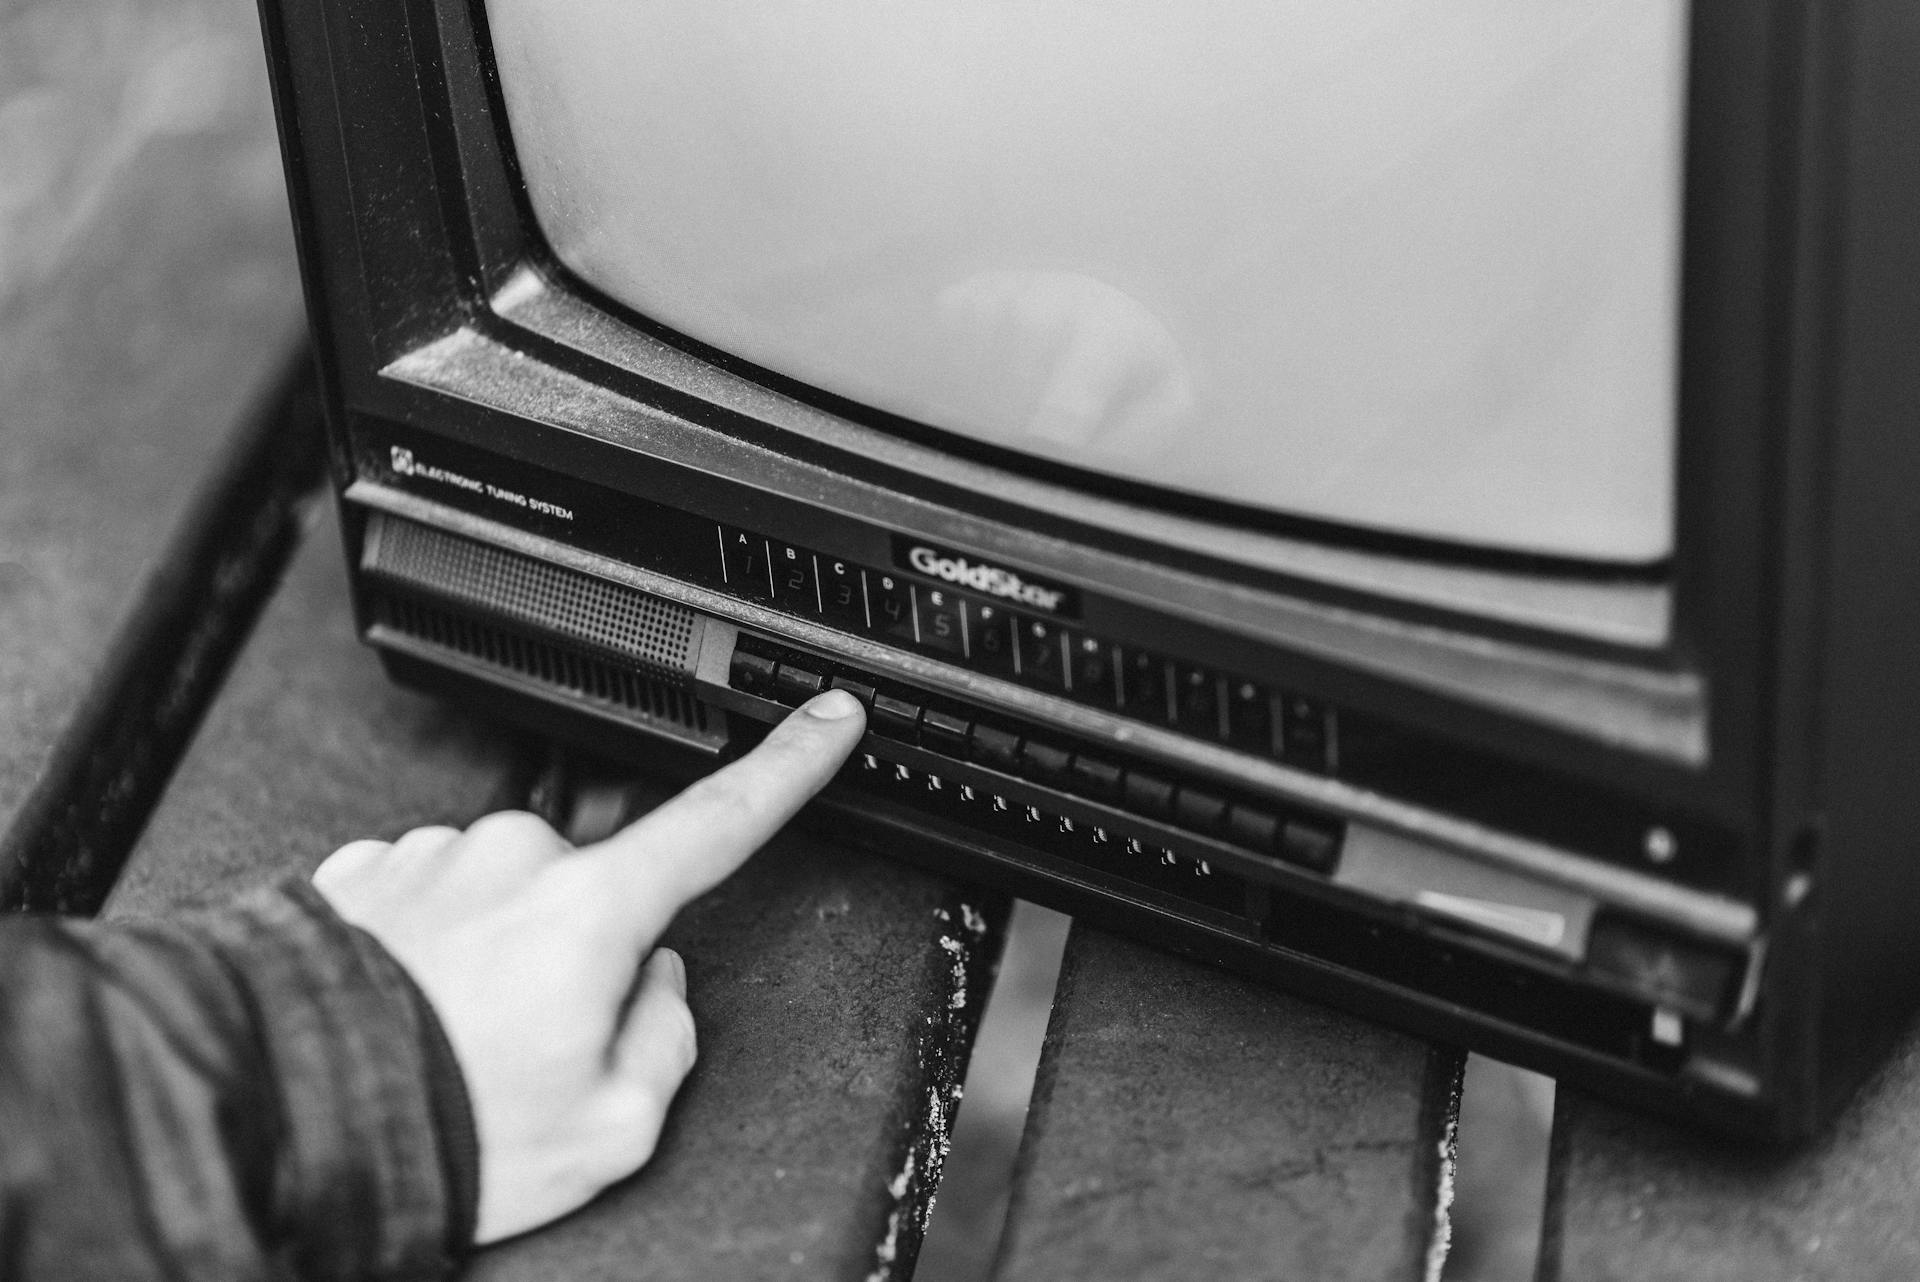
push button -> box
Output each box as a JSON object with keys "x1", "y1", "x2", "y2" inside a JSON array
[
  {"x1": 1122, "y1": 770, "x2": 1175, "y2": 820},
  {"x1": 969, "y1": 725, "x2": 1022, "y2": 771},
  {"x1": 871, "y1": 693, "x2": 923, "y2": 739},
  {"x1": 1279, "y1": 819, "x2": 1341, "y2": 873},
  {"x1": 1119, "y1": 648, "x2": 1171, "y2": 724},
  {"x1": 818, "y1": 558, "x2": 868, "y2": 629},
  {"x1": 1068, "y1": 754, "x2": 1123, "y2": 803},
  {"x1": 869, "y1": 573, "x2": 917, "y2": 646},
  {"x1": 773, "y1": 663, "x2": 827, "y2": 703},
  {"x1": 970, "y1": 604, "x2": 1018, "y2": 678},
  {"x1": 1017, "y1": 618, "x2": 1069, "y2": 691},
  {"x1": 1173, "y1": 666, "x2": 1225, "y2": 740},
  {"x1": 770, "y1": 542, "x2": 818, "y2": 613},
  {"x1": 914, "y1": 587, "x2": 967, "y2": 657},
  {"x1": 1281, "y1": 696, "x2": 1334, "y2": 772},
  {"x1": 1586, "y1": 916, "x2": 1739, "y2": 1020},
  {"x1": 1068, "y1": 635, "x2": 1117, "y2": 708},
  {"x1": 1019, "y1": 740, "x2": 1073, "y2": 786},
  {"x1": 921, "y1": 709, "x2": 972, "y2": 755},
  {"x1": 728, "y1": 649, "x2": 778, "y2": 696},
  {"x1": 720, "y1": 528, "x2": 774, "y2": 602},
  {"x1": 1226, "y1": 679, "x2": 1277, "y2": 756},
  {"x1": 1225, "y1": 805, "x2": 1280, "y2": 853},
  {"x1": 1173, "y1": 787, "x2": 1228, "y2": 834}
]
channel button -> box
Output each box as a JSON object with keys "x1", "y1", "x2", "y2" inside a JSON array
[
  {"x1": 921, "y1": 709, "x2": 972, "y2": 755},
  {"x1": 818, "y1": 558, "x2": 869, "y2": 629},
  {"x1": 871, "y1": 694, "x2": 923, "y2": 739},
  {"x1": 728, "y1": 649, "x2": 778, "y2": 697},
  {"x1": 1122, "y1": 771, "x2": 1175, "y2": 821},
  {"x1": 769, "y1": 542, "x2": 817, "y2": 613},
  {"x1": 1173, "y1": 666, "x2": 1225, "y2": 741},
  {"x1": 719, "y1": 528, "x2": 774, "y2": 603},
  {"x1": 1173, "y1": 787, "x2": 1228, "y2": 835},
  {"x1": 1017, "y1": 618, "x2": 1068, "y2": 691},
  {"x1": 773, "y1": 663, "x2": 827, "y2": 703},
  {"x1": 969, "y1": 725, "x2": 1023, "y2": 772},
  {"x1": 970, "y1": 603, "x2": 1018, "y2": 677},
  {"x1": 1068, "y1": 635, "x2": 1117, "y2": 707},
  {"x1": 1225, "y1": 805, "x2": 1281, "y2": 853},
  {"x1": 1067, "y1": 754, "x2": 1123, "y2": 803},
  {"x1": 914, "y1": 587, "x2": 967, "y2": 658},
  {"x1": 1019, "y1": 741, "x2": 1073, "y2": 786}
]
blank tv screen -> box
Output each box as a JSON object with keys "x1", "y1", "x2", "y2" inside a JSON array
[{"x1": 485, "y1": 0, "x2": 1688, "y2": 564}]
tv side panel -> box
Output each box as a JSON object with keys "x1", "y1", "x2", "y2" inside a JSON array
[{"x1": 1807, "y1": 0, "x2": 1920, "y2": 1123}]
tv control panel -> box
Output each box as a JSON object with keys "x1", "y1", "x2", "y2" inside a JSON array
[
  {"x1": 358, "y1": 417, "x2": 1742, "y2": 891},
  {"x1": 351, "y1": 486, "x2": 1759, "y2": 1106},
  {"x1": 726, "y1": 633, "x2": 1344, "y2": 879}
]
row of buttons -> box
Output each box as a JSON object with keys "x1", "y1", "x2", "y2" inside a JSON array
[
  {"x1": 715, "y1": 526, "x2": 1337, "y2": 773},
  {"x1": 729, "y1": 641, "x2": 1343, "y2": 875}
]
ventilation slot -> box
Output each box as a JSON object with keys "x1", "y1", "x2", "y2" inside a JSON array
[
  {"x1": 362, "y1": 513, "x2": 699, "y2": 676},
  {"x1": 370, "y1": 589, "x2": 712, "y2": 736}
]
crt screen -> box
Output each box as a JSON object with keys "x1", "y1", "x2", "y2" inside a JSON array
[{"x1": 484, "y1": 1, "x2": 1688, "y2": 564}]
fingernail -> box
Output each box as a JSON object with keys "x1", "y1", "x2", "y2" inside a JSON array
[
  {"x1": 656, "y1": 948, "x2": 686, "y2": 993},
  {"x1": 803, "y1": 689, "x2": 862, "y2": 720}
]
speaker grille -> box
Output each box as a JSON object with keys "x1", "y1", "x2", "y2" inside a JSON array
[
  {"x1": 362, "y1": 514, "x2": 697, "y2": 676},
  {"x1": 368, "y1": 589, "x2": 712, "y2": 734}
]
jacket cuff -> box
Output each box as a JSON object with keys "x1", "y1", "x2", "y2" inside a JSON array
[{"x1": 181, "y1": 877, "x2": 480, "y2": 1280}]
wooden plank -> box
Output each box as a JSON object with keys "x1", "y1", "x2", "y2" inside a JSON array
[
  {"x1": 1540, "y1": 1027, "x2": 1920, "y2": 1281},
  {"x1": 106, "y1": 506, "x2": 1009, "y2": 1279},
  {"x1": 994, "y1": 925, "x2": 1463, "y2": 1282},
  {"x1": 0, "y1": 0, "x2": 311, "y2": 906}
]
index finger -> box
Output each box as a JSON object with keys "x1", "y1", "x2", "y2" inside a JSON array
[{"x1": 578, "y1": 688, "x2": 867, "y2": 925}]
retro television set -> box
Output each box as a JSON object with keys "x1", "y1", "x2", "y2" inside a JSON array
[{"x1": 255, "y1": 0, "x2": 1920, "y2": 1138}]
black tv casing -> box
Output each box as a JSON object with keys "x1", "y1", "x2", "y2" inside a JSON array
[{"x1": 257, "y1": 0, "x2": 1920, "y2": 1139}]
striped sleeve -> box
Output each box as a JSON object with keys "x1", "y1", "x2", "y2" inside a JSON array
[{"x1": 0, "y1": 878, "x2": 477, "y2": 1281}]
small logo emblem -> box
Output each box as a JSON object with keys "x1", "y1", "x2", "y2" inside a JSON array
[{"x1": 390, "y1": 446, "x2": 415, "y2": 476}]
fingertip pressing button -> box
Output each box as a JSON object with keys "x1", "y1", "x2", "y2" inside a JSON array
[
  {"x1": 804, "y1": 689, "x2": 863, "y2": 720},
  {"x1": 828, "y1": 675, "x2": 877, "y2": 706}
]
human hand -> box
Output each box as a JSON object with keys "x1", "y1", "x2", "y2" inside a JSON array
[{"x1": 311, "y1": 690, "x2": 867, "y2": 1243}]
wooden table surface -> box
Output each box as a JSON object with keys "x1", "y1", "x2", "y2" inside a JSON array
[{"x1": 9, "y1": 1, "x2": 1920, "y2": 1279}]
